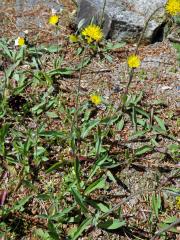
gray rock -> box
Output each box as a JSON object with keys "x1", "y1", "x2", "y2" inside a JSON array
[
  {"x1": 77, "y1": 0, "x2": 167, "y2": 43},
  {"x1": 15, "y1": 0, "x2": 64, "y2": 29}
]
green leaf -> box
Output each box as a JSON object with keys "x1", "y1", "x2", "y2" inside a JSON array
[
  {"x1": 76, "y1": 47, "x2": 83, "y2": 55},
  {"x1": 135, "y1": 145, "x2": 152, "y2": 156},
  {"x1": 87, "y1": 200, "x2": 109, "y2": 213},
  {"x1": 72, "y1": 217, "x2": 92, "y2": 240},
  {"x1": 39, "y1": 130, "x2": 66, "y2": 139},
  {"x1": 35, "y1": 228, "x2": 52, "y2": 240},
  {"x1": 157, "y1": 223, "x2": 179, "y2": 233},
  {"x1": 168, "y1": 144, "x2": 180, "y2": 156},
  {"x1": 42, "y1": 72, "x2": 53, "y2": 85},
  {"x1": 75, "y1": 57, "x2": 91, "y2": 70},
  {"x1": 173, "y1": 43, "x2": 180, "y2": 64},
  {"x1": 89, "y1": 154, "x2": 108, "y2": 179},
  {"x1": 74, "y1": 156, "x2": 81, "y2": 185},
  {"x1": 84, "y1": 177, "x2": 106, "y2": 195},
  {"x1": 152, "y1": 125, "x2": 165, "y2": 134},
  {"x1": 49, "y1": 206, "x2": 75, "y2": 221},
  {"x1": 107, "y1": 170, "x2": 116, "y2": 183},
  {"x1": 163, "y1": 216, "x2": 177, "y2": 224},
  {"x1": 35, "y1": 146, "x2": 46, "y2": 157},
  {"x1": 95, "y1": 126, "x2": 102, "y2": 155},
  {"x1": 135, "y1": 91, "x2": 143, "y2": 104},
  {"x1": 48, "y1": 221, "x2": 59, "y2": 240},
  {"x1": 13, "y1": 83, "x2": 28, "y2": 95},
  {"x1": 15, "y1": 47, "x2": 24, "y2": 61},
  {"x1": 101, "y1": 115, "x2": 120, "y2": 126},
  {"x1": 46, "y1": 111, "x2": 59, "y2": 118},
  {"x1": 45, "y1": 162, "x2": 62, "y2": 174},
  {"x1": 136, "y1": 118, "x2": 146, "y2": 127},
  {"x1": 98, "y1": 219, "x2": 126, "y2": 230},
  {"x1": 81, "y1": 119, "x2": 100, "y2": 138},
  {"x1": 31, "y1": 100, "x2": 46, "y2": 114},
  {"x1": 116, "y1": 118, "x2": 124, "y2": 131},
  {"x1": 105, "y1": 42, "x2": 126, "y2": 51},
  {"x1": 47, "y1": 68, "x2": 74, "y2": 76},
  {"x1": 71, "y1": 187, "x2": 88, "y2": 214},
  {"x1": 45, "y1": 45, "x2": 61, "y2": 53},
  {"x1": 4, "y1": 61, "x2": 20, "y2": 79},
  {"x1": 12, "y1": 195, "x2": 32, "y2": 212},
  {"x1": 0, "y1": 41, "x2": 13, "y2": 60},
  {"x1": 154, "y1": 115, "x2": 166, "y2": 132},
  {"x1": 77, "y1": 18, "x2": 85, "y2": 31},
  {"x1": 104, "y1": 54, "x2": 113, "y2": 63},
  {"x1": 0, "y1": 123, "x2": 10, "y2": 141},
  {"x1": 129, "y1": 130, "x2": 147, "y2": 140},
  {"x1": 132, "y1": 106, "x2": 137, "y2": 128},
  {"x1": 168, "y1": 144, "x2": 180, "y2": 151},
  {"x1": 174, "y1": 16, "x2": 180, "y2": 24},
  {"x1": 135, "y1": 107, "x2": 149, "y2": 118},
  {"x1": 36, "y1": 194, "x2": 51, "y2": 201},
  {"x1": 151, "y1": 193, "x2": 161, "y2": 218},
  {"x1": 158, "y1": 216, "x2": 179, "y2": 233}
]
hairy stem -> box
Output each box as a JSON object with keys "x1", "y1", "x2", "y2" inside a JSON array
[
  {"x1": 71, "y1": 46, "x2": 88, "y2": 186},
  {"x1": 125, "y1": 6, "x2": 163, "y2": 94},
  {"x1": 100, "y1": 0, "x2": 107, "y2": 27}
]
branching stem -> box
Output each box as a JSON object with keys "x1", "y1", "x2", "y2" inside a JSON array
[{"x1": 125, "y1": 6, "x2": 164, "y2": 94}]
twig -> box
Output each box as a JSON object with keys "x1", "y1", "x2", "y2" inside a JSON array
[
  {"x1": 99, "y1": 187, "x2": 156, "y2": 220},
  {"x1": 135, "y1": 6, "x2": 163, "y2": 55},
  {"x1": 167, "y1": 34, "x2": 180, "y2": 43},
  {"x1": 82, "y1": 68, "x2": 111, "y2": 75},
  {"x1": 150, "y1": 218, "x2": 180, "y2": 240}
]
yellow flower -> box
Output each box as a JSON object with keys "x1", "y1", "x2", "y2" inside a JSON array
[
  {"x1": 69, "y1": 34, "x2": 78, "y2": 43},
  {"x1": 81, "y1": 24, "x2": 103, "y2": 44},
  {"x1": 49, "y1": 15, "x2": 59, "y2": 25},
  {"x1": 176, "y1": 196, "x2": 180, "y2": 209},
  {"x1": 90, "y1": 94, "x2": 102, "y2": 105},
  {"x1": 15, "y1": 37, "x2": 25, "y2": 46},
  {"x1": 127, "y1": 54, "x2": 141, "y2": 68},
  {"x1": 165, "y1": 0, "x2": 180, "y2": 16}
]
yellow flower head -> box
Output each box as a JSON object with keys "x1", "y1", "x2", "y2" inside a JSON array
[
  {"x1": 81, "y1": 24, "x2": 103, "y2": 44},
  {"x1": 49, "y1": 15, "x2": 59, "y2": 25},
  {"x1": 127, "y1": 54, "x2": 141, "y2": 68},
  {"x1": 90, "y1": 94, "x2": 102, "y2": 105},
  {"x1": 69, "y1": 34, "x2": 78, "y2": 43},
  {"x1": 176, "y1": 196, "x2": 180, "y2": 209},
  {"x1": 165, "y1": 0, "x2": 180, "y2": 16},
  {"x1": 15, "y1": 37, "x2": 25, "y2": 47}
]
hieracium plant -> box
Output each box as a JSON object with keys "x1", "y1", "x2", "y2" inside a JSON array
[
  {"x1": 125, "y1": 0, "x2": 180, "y2": 93},
  {"x1": 69, "y1": 23, "x2": 104, "y2": 186}
]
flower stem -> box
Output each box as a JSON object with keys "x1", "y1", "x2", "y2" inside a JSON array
[
  {"x1": 71, "y1": 46, "x2": 88, "y2": 186},
  {"x1": 125, "y1": 6, "x2": 163, "y2": 94},
  {"x1": 100, "y1": 0, "x2": 107, "y2": 28}
]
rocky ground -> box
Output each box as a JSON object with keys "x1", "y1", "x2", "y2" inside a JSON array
[{"x1": 0, "y1": 0, "x2": 179, "y2": 239}]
